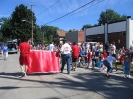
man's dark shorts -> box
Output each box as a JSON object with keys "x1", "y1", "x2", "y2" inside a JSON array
[{"x1": 72, "y1": 58, "x2": 78, "y2": 62}]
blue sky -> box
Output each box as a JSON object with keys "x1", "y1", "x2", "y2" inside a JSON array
[{"x1": 0, "y1": 0, "x2": 133, "y2": 31}]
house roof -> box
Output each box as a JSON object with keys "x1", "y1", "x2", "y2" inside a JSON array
[{"x1": 56, "y1": 30, "x2": 66, "y2": 37}]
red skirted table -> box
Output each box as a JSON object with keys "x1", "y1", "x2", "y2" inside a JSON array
[{"x1": 27, "y1": 50, "x2": 60, "y2": 73}]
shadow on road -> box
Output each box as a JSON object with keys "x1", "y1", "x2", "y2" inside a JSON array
[{"x1": 0, "y1": 69, "x2": 133, "y2": 99}]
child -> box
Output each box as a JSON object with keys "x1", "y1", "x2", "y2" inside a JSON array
[
  {"x1": 97, "y1": 53, "x2": 105, "y2": 70},
  {"x1": 86, "y1": 49, "x2": 92, "y2": 68},
  {"x1": 119, "y1": 53, "x2": 125, "y2": 71},
  {"x1": 123, "y1": 55, "x2": 131, "y2": 78},
  {"x1": 78, "y1": 48, "x2": 85, "y2": 67},
  {"x1": 103, "y1": 50, "x2": 108, "y2": 59}
]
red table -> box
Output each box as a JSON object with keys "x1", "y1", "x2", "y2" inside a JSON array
[{"x1": 27, "y1": 50, "x2": 60, "y2": 73}]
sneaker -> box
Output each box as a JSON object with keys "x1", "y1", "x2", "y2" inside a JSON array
[
  {"x1": 71, "y1": 68, "x2": 74, "y2": 71},
  {"x1": 106, "y1": 75, "x2": 110, "y2": 78},
  {"x1": 19, "y1": 72, "x2": 26, "y2": 78},
  {"x1": 67, "y1": 72, "x2": 70, "y2": 74},
  {"x1": 123, "y1": 74, "x2": 127, "y2": 78},
  {"x1": 85, "y1": 66, "x2": 89, "y2": 69}
]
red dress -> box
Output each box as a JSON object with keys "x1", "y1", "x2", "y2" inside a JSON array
[
  {"x1": 103, "y1": 52, "x2": 108, "y2": 58},
  {"x1": 18, "y1": 42, "x2": 31, "y2": 66},
  {"x1": 119, "y1": 55, "x2": 125, "y2": 63},
  {"x1": 88, "y1": 52, "x2": 92, "y2": 62}
]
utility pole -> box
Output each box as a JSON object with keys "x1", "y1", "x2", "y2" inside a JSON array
[{"x1": 29, "y1": 4, "x2": 35, "y2": 45}]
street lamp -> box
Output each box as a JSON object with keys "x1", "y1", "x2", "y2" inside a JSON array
[{"x1": 22, "y1": 19, "x2": 34, "y2": 45}]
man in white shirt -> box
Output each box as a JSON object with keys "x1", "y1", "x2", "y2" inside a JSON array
[
  {"x1": 48, "y1": 42, "x2": 54, "y2": 51},
  {"x1": 60, "y1": 41, "x2": 72, "y2": 74},
  {"x1": 85, "y1": 42, "x2": 90, "y2": 53}
]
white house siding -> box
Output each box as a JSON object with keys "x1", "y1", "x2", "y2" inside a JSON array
[
  {"x1": 130, "y1": 19, "x2": 133, "y2": 46},
  {"x1": 108, "y1": 21, "x2": 126, "y2": 33},
  {"x1": 85, "y1": 25, "x2": 104, "y2": 35},
  {"x1": 85, "y1": 17, "x2": 133, "y2": 49}
]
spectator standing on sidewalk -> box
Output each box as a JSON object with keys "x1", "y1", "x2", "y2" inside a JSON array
[
  {"x1": 18, "y1": 38, "x2": 32, "y2": 77},
  {"x1": 71, "y1": 42, "x2": 80, "y2": 71},
  {"x1": 85, "y1": 42, "x2": 90, "y2": 53},
  {"x1": 60, "y1": 41, "x2": 72, "y2": 74},
  {"x1": 48, "y1": 42, "x2": 55, "y2": 51},
  {"x1": 105, "y1": 41, "x2": 110, "y2": 56},
  {"x1": 86, "y1": 49, "x2": 92, "y2": 68},
  {"x1": 123, "y1": 55, "x2": 131, "y2": 78}
]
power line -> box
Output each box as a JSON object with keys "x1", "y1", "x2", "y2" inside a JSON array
[
  {"x1": 36, "y1": 0, "x2": 60, "y2": 16},
  {"x1": 44, "y1": 0, "x2": 97, "y2": 25},
  {"x1": 49, "y1": 0, "x2": 105, "y2": 25},
  {"x1": 68, "y1": 0, "x2": 105, "y2": 19}
]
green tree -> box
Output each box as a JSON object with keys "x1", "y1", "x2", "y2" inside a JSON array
[
  {"x1": 1, "y1": 4, "x2": 40, "y2": 42},
  {"x1": 98, "y1": 9, "x2": 127, "y2": 25},
  {"x1": 41, "y1": 25, "x2": 59, "y2": 44},
  {"x1": 0, "y1": 17, "x2": 11, "y2": 41},
  {"x1": 82, "y1": 24, "x2": 92, "y2": 30}
]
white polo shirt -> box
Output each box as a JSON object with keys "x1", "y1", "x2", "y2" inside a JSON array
[
  {"x1": 61, "y1": 43, "x2": 72, "y2": 54},
  {"x1": 48, "y1": 44, "x2": 54, "y2": 51}
]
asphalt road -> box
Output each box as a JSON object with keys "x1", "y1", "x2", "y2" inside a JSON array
[{"x1": 0, "y1": 53, "x2": 133, "y2": 99}]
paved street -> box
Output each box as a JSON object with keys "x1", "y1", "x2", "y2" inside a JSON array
[{"x1": 0, "y1": 53, "x2": 133, "y2": 99}]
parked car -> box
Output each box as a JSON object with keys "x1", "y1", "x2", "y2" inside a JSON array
[{"x1": 7, "y1": 43, "x2": 18, "y2": 54}]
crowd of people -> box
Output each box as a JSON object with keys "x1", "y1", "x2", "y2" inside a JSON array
[
  {"x1": 1, "y1": 39, "x2": 132, "y2": 78},
  {"x1": 27, "y1": 40, "x2": 133, "y2": 78},
  {"x1": 52, "y1": 41, "x2": 133, "y2": 78}
]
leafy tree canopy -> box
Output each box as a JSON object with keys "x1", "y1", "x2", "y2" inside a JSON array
[
  {"x1": 98, "y1": 9, "x2": 127, "y2": 25},
  {"x1": 82, "y1": 24, "x2": 92, "y2": 30},
  {"x1": 40, "y1": 25, "x2": 59, "y2": 44},
  {"x1": 0, "y1": 4, "x2": 40, "y2": 42}
]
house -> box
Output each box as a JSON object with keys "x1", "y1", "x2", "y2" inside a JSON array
[
  {"x1": 84, "y1": 16, "x2": 133, "y2": 49},
  {"x1": 54, "y1": 30, "x2": 66, "y2": 45},
  {"x1": 66, "y1": 29, "x2": 84, "y2": 43}
]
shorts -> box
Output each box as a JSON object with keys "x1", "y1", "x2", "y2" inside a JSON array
[
  {"x1": 4, "y1": 52, "x2": 8, "y2": 57},
  {"x1": 72, "y1": 58, "x2": 78, "y2": 62},
  {"x1": 85, "y1": 57, "x2": 88, "y2": 63},
  {"x1": 78, "y1": 54, "x2": 82, "y2": 57},
  {"x1": 19, "y1": 54, "x2": 29, "y2": 66}
]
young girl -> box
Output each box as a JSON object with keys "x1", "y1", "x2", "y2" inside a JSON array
[
  {"x1": 119, "y1": 53, "x2": 125, "y2": 71},
  {"x1": 84, "y1": 52, "x2": 88, "y2": 68},
  {"x1": 123, "y1": 55, "x2": 131, "y2": 78},
  {"x1": 86, "y1": 49, "x2": 92, "y2": 68},
  {"x1": 97, "y1": 53, "x2": 105, "y2": 70},
  {"x1": 103, "y1": 50, "x2": 108, "y2": 59},
  {"x1": 78, "y1": 48, "x2": 85, "y2": 67}
]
